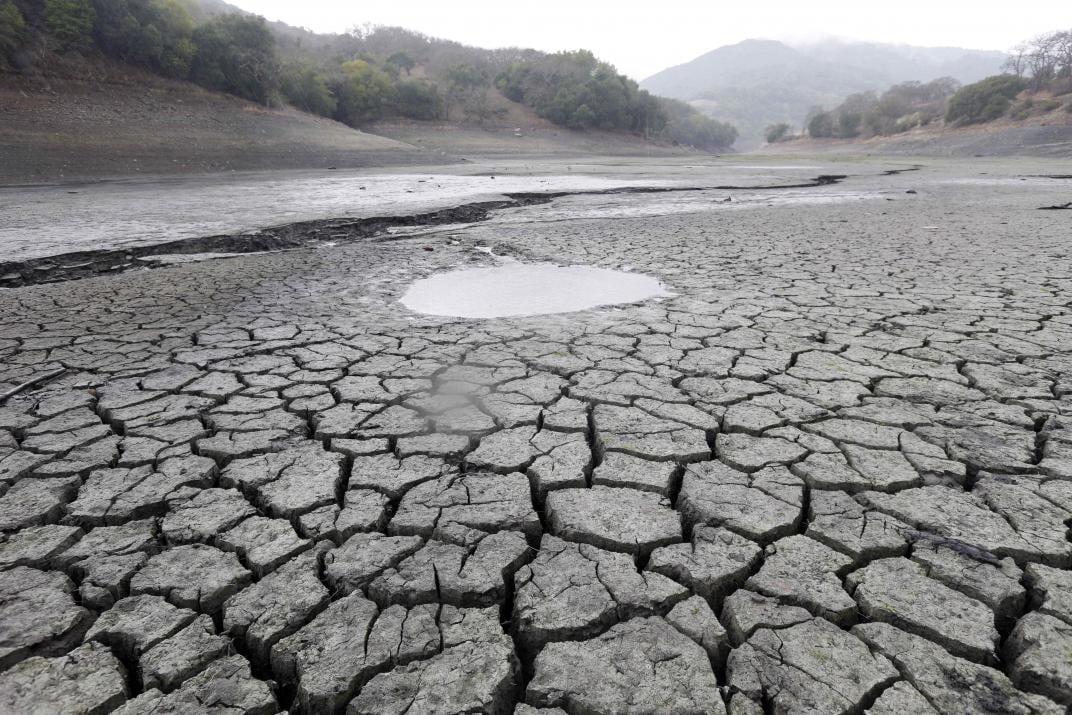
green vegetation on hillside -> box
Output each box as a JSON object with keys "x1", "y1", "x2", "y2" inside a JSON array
[
  {"x1": 945, "y1": 75, "x2": 1026, "y2": 125},
  {"x1": 0, "y1": 0, "x2": 737, "y2": 149},
  {"x1": 0, "y1": 1, "x2": 26, "y2": 57},
  {"x1": 799, "y1": 29, "x2": 1072, "y2": 139},
  {"x1": 495, "y1": 51, "x2": 737, "y2": 147},
  {"x1": 804, "y1": 77, "x2": 960, "y2": 139}
]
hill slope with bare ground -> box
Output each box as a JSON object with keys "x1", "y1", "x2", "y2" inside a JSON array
[
  {"x1": 0, "y1": 57, "x2": 697, "y2": 185},
  {"x1": 0, "y1": 59, "x2": 447, "y2": 184}
]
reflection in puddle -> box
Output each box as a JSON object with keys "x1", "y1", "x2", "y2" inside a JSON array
[{"x1": 401, "y1": 264, "x2": 671, "y2": 318}]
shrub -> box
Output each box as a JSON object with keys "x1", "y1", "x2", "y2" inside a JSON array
[
  {"x1": 1010, "y1": 99, "x2": 1034, "y2": 120},
  {"x1": 946, "y1": 75, "x2": 1026, "y2": 125},
  {"x1": 1012, "y1": 98, "x2": 1062, "y2": 119}
]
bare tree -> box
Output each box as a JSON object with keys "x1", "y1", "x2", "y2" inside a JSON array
[
  {"x1": 1054, "y1": 30, "x2": 1072, "y2": 79},
  {"x1": 1026, "y1": 32, "x2": 1060, "y2": 90},
  {"x1": 1004, "y1": 42, "x2": 1029, "y2": 78}
]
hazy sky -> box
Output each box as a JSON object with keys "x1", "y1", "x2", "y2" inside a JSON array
[{"x1": 231, "y1": 1, "x2": 1067, "y2": 79}]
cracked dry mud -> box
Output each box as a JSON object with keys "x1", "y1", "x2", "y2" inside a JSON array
[{"x1": 1, "y1": 158, "x2": 1072, "y2": 714}]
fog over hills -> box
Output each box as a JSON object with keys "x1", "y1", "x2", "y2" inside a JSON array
[{"x1": 641, "y1": 39, "x2": 1007, "y2": 146}]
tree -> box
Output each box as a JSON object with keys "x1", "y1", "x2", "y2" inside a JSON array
[
  {"x1": 45, "y1": 0, "x2": 95, "y2": 51},
  {"x1": 765, "y1": 123, "x2": 791, "y2": 143},
  {"x1": 149, "y1": 0, "x2": 196, "y2": 77},
  {"x1": 393, "y1": 80, "x2": 443, "y2": 120},
  {"x1": 630, "y1": 91, "x2": 664, "y2": 138},
  {"x1": 386, "y1": 51, "x2": 414, "y2": 75},
  {"x1": 1026, "y1": 32, "x2": 1060, "y2": 90},
  {"x1": 492, "y1": 50, "x2": 735, "y2": 148},
  {"x1": 806, "y1": 110, "x2": 835, "y2": 138},
  {"x1": 91, "y1": 0, "x2": 195, "y2": 77},
  {"x1": 837, "y1": 112, "x2": 862, "y2": 137},
  {"x1": 659, "y1": 98, "x2": 737, "y2": 149},
  {"x1": 1054, "y1": 30, "x2": 1072, "y2": 79},
  {"x1": 1005, "y1": 42, "x2": 1029, "y2": 78},
  {"x1": 281, "y1": 63, "x2": 336, "y2": 116},
  {"x1": 494, "y1": 62, "x2": 530, "y2": 102},
  {"x1": 333, "y1": 59, "x2": 393, "y2": 125},
  {"x1": 0, "y1": 0, "x2": 26, "y2": 60},
  {"x1": 570, "y1": 103, "x2": 596, "y2": 129},
  {"x1": 811, "y1": 79, "x2": 958, "y2": 139},
  {"x1": 444, "y1": 63, "x2": 491, "y2": 121},
  {"x1": 191, "y1": 14, "x2": 278, "y2": 105}
]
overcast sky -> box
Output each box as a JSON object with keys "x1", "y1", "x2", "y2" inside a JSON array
[{"x1": 231, "y1": 1, "x2": 1068, "y2": 79}]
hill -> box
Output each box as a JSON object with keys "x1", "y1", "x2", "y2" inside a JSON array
[
  {"x1": 0, "y1": 0, "x2": 738, "y2": 164},
  {"x1": 642, "y1": 39, "x2": 1006, "y2": 146},
  {"x1": 0, "y1": 52, "x2": 711, "y2": 184}
]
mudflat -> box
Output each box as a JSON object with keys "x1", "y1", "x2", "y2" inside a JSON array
[{"x1": 1, "y1": 155, "x2": 1071, "y2": 714}]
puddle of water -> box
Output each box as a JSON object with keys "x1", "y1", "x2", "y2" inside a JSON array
[{"x1": 400, "y1": 264, "x2": 671, "y2": 318}]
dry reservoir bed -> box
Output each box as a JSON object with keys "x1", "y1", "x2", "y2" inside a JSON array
[{"x1": 0, "y1": 157, "x2": 1071, "y2": 714}]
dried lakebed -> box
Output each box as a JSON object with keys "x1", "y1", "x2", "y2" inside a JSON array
[{"x1": 1, "y1": 157, "x2": 1072, "y2": 714}]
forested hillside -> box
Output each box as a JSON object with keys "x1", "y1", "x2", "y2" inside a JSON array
[
  {"x1": 790, "y1": 30, "x2": 1072, "y2": 142},
  {"x1": 0, "y1": 0, "x2": 737, "y2": 150}
]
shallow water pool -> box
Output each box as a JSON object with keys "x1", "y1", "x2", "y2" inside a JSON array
[{"x1": 400, "y1": 264, "x2": 671, "y2": 318}]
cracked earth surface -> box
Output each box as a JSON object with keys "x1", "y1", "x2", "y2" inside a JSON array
[{"x1": 1, "y1": 158, "x2": 1071, "y2": 714}]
